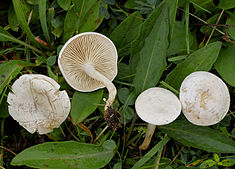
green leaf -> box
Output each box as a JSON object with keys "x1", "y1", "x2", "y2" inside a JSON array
[
  {"x1": 0, "y1": 26, "x2": 14, "y2": 41},
  {"x1": 11, "y1": 140, "x2": 116, "y2": 169},
  {"x1": 227, "y1": 12, "x2": 235, "y2": 40},
  {"x1": 165, "y1": 41, "x2": 222, "y2": 90},
  {"x1": 167, "y1": 0, "x2": 178, "y2": 42},
  {"x1": 57, "y1": 0, "x2": 71, "y2": 11},
  {"x1": 72, "y1": 0, "x2": 105, "y2": 33},
  {"x1": 12, "y1": 0, "x2": 40, "y2": 47},
  {"x1": 110, "y1": 11, "x2": 143, "y2": 57},
  {"x1": 190, "y1": 0, "x2": 216, "y2": 13},
  {"x1": 39, "y1": 0, "x2": 50, "y2": 42},
  {"x1": 167, "y1": 21, "x2": 197, "y2": 56},
  {"x1": 133, "y1": 3, "x2": 169, "y2": 95},
  {"x1": 159, "y1": 119, "x2": 235, "y2": 153},
  {"x1": 8, "y1": 3, "x2": 19, "y2": 32},
  {"x1": 63, "y1": 6, "x2": 78, "y2": 42},
  {"x1": 218, "y1": 0, "x2": 235, "y2": 10},
  {"x1": 217, "y1": 159, "x2": 235, "y2": 167},
  {"x1": 71, "y1": 90, "x2": 103, "y2": 124},
  {"x1": 0, "y1": 60, "x2": 31, "y2": 95},
  {"x1": 213, "y1": 154, "x2": 220, "y2": 163},
  {"x1": 117, "y1": 88, "x2": 135, "y2": 105},
  {"x1": 124, "y1": 0, "x2": 150, "y2": 9},
  {"x1": 215, "y1": 45, "x2": 235, "y2": 87},
  {"x1": 47, "y1": 55, "x2": 57, "y2": 66},
  {"x1": 131, "y1": 136, "x2": 170, "y2": 169},
  {"x1": 199, "y1": 159, "x2": 216, "y2": 168},
  {"x1": 0, "y1": 97, "x2": 9, "y2": 118}
]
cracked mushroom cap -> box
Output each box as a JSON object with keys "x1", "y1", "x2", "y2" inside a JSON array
[
  {"x1": 58, "y1": 32, "x2": 118, "y2": 92},
  {"x1": 180, "y1": 71, "x2": 230, "y2": 126},
  {"x1": 7, "y1": 74, "x2": 70, "y2": 134},
  {"x1": 135, "y1": 87, "x2": 182, "y2": 125}
]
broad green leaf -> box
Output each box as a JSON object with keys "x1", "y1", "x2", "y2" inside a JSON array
[
  {"x1": 0, "y1": 60, "x2": 31, "y2": 95},
  {"x1": 120, "y1": 106, "x2": 134, "y2": 124},
  {"x1": 134, "y1": 3, "x2": 169, "y2": 95},
  {"x1": 159, "y1": 119, "x2": 235, "y2": 153},
  {"x1": 8, "y1": 3, "x2": 19, "y2": 32},
  {"x1": 12, "y1": 0, "x2": 40, "y2": 47},
  {"x1": 11, "y1": 140, "x2": 116, "y2": 169},
  {"x1": 227, "y1": 12, "x2": 235, "y2": 40},
  {"x1": 117, "y1": 88, "x2": 135, "y2": 105},
  {"x1": 71, "y1": 90, "x2": 103, "y2": 124},
  {"x1": 218, "y1": 0, "x2": 235, "y2": 10},
  {"x1": 110, "y1": 11, "x2": 143, "y2": 57},
  {"x1": 57, "y1": 0, "x2": 71, "y2": 11},
  {"x1": 214, "y1": 45, "x2": 235, "y2": 87},
  {"x1": 39, "y1": 0, "x2": 50, "y2": 42},
  {"x1": 131, "y1": 136, "x2": 170, "y2": 169},
  {"x1": 0, "y1": 97, "x2": 9, "y2": 118},
  {"x1": 167, "y1": 21, "x2": 197, "y2": 56},
  {"x1": 165, "y1": 41, "x2": 222, "y2": 90},
  {"x1": 72, "y1": 0, "x2": 105, "y2": 33},
  {"x1": 129, "y1": 1, "x2": 165, "y2": 74},
  {"x1": 63, "y1": 6, "x2": 78, "y2": 42}
]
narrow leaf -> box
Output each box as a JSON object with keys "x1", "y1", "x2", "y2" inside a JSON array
[
  {"x1": 71, "y1": 90, "x2": 103, "y2": 124},
  {"x1": 165, "y1": 41, "x2": 222, "y2": 90},
  {"x1": 134, "y1": 3, "x2": 169, "y2": 94},
  {"x1": 8, "y1": 3, "x2": 19, "y2": 31},
  {"x1": 11, "y1": 140, "x2": 116, "y2": 169},
  {"x1": 159, "y1": 119, "x2": 235, "y2": 153},
  {"x1": 0, "y1": 60, "x2": 31, "y2": 95},
  {"x1": 166, "y1": 0, "x2": 178, "y2": 42},
  {"x1": 12, "y1": 0, "x2": 40, "y2": 47},
  {"x1": 39, "y1": 0, "x2": 50, "y2": 42},
  {"x1": 131, "y1": 136, "x2": 170, "y2": 169},
  {"x1": 215, "y1": 45, "x2": 235, "y2": 87}
]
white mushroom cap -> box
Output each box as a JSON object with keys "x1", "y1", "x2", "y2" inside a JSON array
[
  {"x1": 180, "y1": 71, "x2": 230, "y2": 126},
  {"x1": 7, "y1": 74, "x2": 71, "y2": 134},
  {"x1": 135, "y1": 87, "x2": 182, "y2": 125},
  {"x1": 58, "y1": 32, "x2": 118, "y2": 92}
]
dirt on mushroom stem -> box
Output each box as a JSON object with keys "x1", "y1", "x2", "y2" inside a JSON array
[{"x1": 104, "y1": 106, "x2": 121, "y2": 130}]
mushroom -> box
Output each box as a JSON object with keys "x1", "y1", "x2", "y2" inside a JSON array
[
  {"x1": 135, "y1": 87, "x2": 181, "y2": 150},
  {"x1": 7, "y1": 74, "x2": 70, "y2": 134},
  {"x1": 180, "y1": 71, "x2": 230, "y2": 126},
  {"x1": 58, "y1": 32, "x2": 120, "y2": 129}
]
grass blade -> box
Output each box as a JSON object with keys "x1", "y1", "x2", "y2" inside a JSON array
[
  {"x1": 39, "y1": 0, "x2": 50, "y2": 42},
  {"x1": 12, "y1": 0, "x2": 40, "y2": 47},
  {"x1": 131, "y1": 136, "x2": 170, "y2": 169},
  {"x1": 185, "y1": 1, "x2": 190, "y2": 55}
]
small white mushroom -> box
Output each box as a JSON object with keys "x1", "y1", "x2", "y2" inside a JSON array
[
  {"x1": 7, "y1": 74, "x2": 70, "y2": 134},
  {"x1": 58, "y1": 32, "x2": 120, "y2": 129},
  {"x1": 180, "y1": 71, "x2": 230, "y2": 126},
  {"x1": 135, "y1": 87, "x2": 181, "y2": 150}
]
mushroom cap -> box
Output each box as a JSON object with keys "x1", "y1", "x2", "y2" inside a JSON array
[
  {"x1": 180, "y1": 71, "x2": 230, "y2": 126},
  {"x1": 58, "y1": 32, "x2": 118, "y2": 92},
  {"x1": 135, "y1": 87, "x2": 181, "y2": 125},
  {"x1": 7, "y1": 74, "x2": 71, "y2": 134}
]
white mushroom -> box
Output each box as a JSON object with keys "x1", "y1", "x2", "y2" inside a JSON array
[
  {"x1": 58, "y1": 32, "x2": 120, "y2": 129},
  {"x1": 7, "y1": 74, "x2": 70, "y2": 134},
  {"x1": 180, "y1": 71, "x2": 230, "y2": 126},
  {"x1": 135, "y1": 87, "x2": 181, "y2": 150}
]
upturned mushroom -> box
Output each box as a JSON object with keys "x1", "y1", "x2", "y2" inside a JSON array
[
  {"x1": 7, "y1": 74, "x2": 70, "y2": 134},
  {"x1": 58, "y1": 32, "x2": 120, "y2": 129},
  {"x1": 180, "y1": 71, "x2": 230, "y2": 126},
  {"x1": 135, "y1": 87, "x2": 181, "y2": 150}
]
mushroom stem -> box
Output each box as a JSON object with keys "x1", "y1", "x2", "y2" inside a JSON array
[
  {"x1": 83, "y1": 63, "x2": 117, "y2": 110},
  {"x1": 139, "y1": 123, "x2": 156, "y2": 150}
]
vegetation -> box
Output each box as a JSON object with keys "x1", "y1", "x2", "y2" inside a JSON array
[{"x1": 0, "y1": 0, "x2": 235, "y2": 168}]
